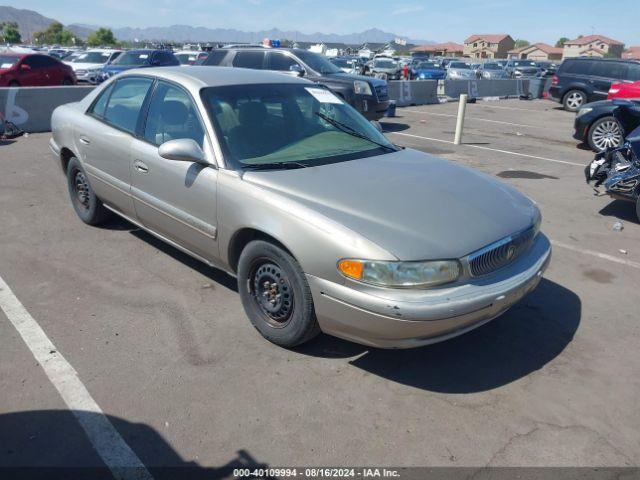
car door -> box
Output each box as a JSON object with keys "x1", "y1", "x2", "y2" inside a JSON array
[
  {"x1": 129, "y1": 80, "x2": 219, "y2": 262},
  {"x1": 231, "y1": 50, "x2": 267, "y2": 70},
  {"x1": 17, "y1": 56, "x2": 42, "y2": 86},
  {"x1": 77, "y1": 76, "x2": 155, "y2": 219},
  {"x1": 41, "y1": 56, "x2": 64, "y2": 85},
  {"x1": 588, "y1": 61, "x2": 627, "y2": 101}
]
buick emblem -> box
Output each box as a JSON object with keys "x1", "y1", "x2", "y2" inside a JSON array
[{"x1": 506, "y1": 245, "x2": 516, "y2": 261}]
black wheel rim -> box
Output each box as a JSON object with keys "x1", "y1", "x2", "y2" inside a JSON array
[
  {"x1": 249, "y1": 260, "x2": 294, "y2": 328},
  {"x1": 73, "y1": 170, "x2": 90, "y2": 210}
]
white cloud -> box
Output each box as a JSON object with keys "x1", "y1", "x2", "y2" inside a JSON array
[{"x1": 391, "y1": 5, "x2": 424, "y2": 15}]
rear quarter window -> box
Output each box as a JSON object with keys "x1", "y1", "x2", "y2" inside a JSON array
[
  {"x1": 204, "y1": 50, "x2": 228, "y2": 66},
  {"x1": 625, "y1": 63, "x2": 640, "y2": 81}
]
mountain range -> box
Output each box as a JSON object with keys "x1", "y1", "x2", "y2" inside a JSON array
[{"x1": 0, "y1": 5, "x2": 432, "y2": 45}]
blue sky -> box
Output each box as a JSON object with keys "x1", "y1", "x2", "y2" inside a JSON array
[{"x1": 11, "y1": 0, "x2": 640, "y2": 46}]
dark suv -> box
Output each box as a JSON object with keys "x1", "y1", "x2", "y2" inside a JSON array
[
  {"x1": 202, "y1": 48, "x2": 389, "y2": 120},
  {"x1": 549, "y1": 57, "x2": 640, "y2": 112}
]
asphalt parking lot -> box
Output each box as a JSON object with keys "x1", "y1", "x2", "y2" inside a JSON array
[{"x1": 1, "y1": 98, "x2": 640, "y2": 473}]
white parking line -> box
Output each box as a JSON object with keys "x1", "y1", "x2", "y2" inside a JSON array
[
  {"x1": 0, "y1": 274, "x2": 153, "y2": 480},
  {"x1": 387, "y1": 131, "x2": 585, "y2": 167},
  {"x1": 473, "y1": 103, "x2": 557, "y2": 112},
  {"x1": 404, "y1": 109, "x2": 544, "y2": 129},
  {"x1": 551, "y1": 241, "x2": 640, "y2": 270}
]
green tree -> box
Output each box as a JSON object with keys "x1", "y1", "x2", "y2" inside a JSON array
[
  {"x1": 555, "y1": 37, "x2": 570, "y2": 48},
  {"x1": 87, "y1": 28, "x2": 117, "y2": 47},
  {"x1": 33, "y1": 22, "x2": 75, "y2": 45},
  {"x1": 1, "y1": 21, "x2": 22, "y2": 44},
  {"x1": 514, "y1": 39, "x2": 530, "y2": 49}
]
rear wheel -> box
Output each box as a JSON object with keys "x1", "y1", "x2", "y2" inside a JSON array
[
  {"x1": 8, "y1": 80, "x2": 19, "y2": 87},
  {"x1": 66, "y1": 157, "x2": 111, "y2": 225},
  {"x1": 588, "y1": 116, "x2": 623, "y2": 152},
  {"x1": 563, "y1": 89, "x2": 586, "y2": 112},
  {"x1": 62, "y1": 77, "x2": 74, "y2": 86},
  {"x1": 237, "y1": 240, "x2": 320, "y2": 348}
]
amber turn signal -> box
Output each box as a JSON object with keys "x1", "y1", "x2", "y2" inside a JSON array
[{"x1": 338, "y1": 260, "x2": 363, "y2": 280}]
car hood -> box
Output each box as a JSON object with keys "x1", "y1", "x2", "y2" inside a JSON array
[
  {"x1": 328, "y1": 72, "x2": 387, "y2": 87},
  {"x1": 449, "y1": 69, "x2": 475, "y2": 77},
  {"x1": 242, "y1": 149, "x2": 537, "y2": 260},
  {"x1": 70, "y1": 62, "x2": 104, "y2": 71},
  {"x1": 416, "y1": 68, "x2": 445, "y2": 75},
  {"x1": 102, "y1": 64, "x2": 147, "y2": 74}
]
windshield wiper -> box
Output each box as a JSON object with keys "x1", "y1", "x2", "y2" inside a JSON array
[
  {"x1": 241, "y1": 161, "x2": 309, "y2": 171},
  {"x1": 315, "y1": 112, "x2": 397, "y2": 153}
]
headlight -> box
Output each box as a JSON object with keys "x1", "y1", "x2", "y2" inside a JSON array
[
  {"x1": 338, "y1": 259, "x2": 461, "y2": 288},
  {"x1": 354, "y1": 80, "x2": 373, "y2": 96},
  {"x1": 576, "y1": 107, "x2": 593, "y2": 118}
]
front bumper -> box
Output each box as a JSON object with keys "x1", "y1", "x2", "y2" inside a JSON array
[
  {"x1": 307, "y1": 234, "x2": 551, "y2": 349},
  {"x1": 547, "y1": 86, "x2": 562, "y2": 103},
  {"x1": 573, "y1": 115, "x2": 591, "y2": 141},
  {"x1": 359, "y1": 98, "x2": 390, "y2": 121}
]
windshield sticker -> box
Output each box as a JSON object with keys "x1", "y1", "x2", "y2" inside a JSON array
[
  {"x1": 305, "y1": 87, "x2": 342, "y2": 104},
  {"x1": 139, "y1": 54, "x2": 149, "y2": 59}
]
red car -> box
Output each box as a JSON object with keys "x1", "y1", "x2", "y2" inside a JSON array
[
  {"x1": 0, "y1": 53, "x2": 76, "y2": 87},
  {"x1": 608, "y1": 81, "x2": 640, "y2": 100}
]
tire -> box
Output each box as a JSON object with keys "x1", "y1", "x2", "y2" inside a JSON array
[
  {"x1": 563, "y1": 89, "x2": 587, "y2": 112},
  {"x1": 587, "y1": 116, "x2": 623, "y2": 152},
  {"x1": 62, "y1": 77, "x2": 74, "y2": 86},
  {"x1": 237, "y1": 240, "x2": 320, "y2": 348},
  {"x1": 66, "y1": 157, "x2": 111, "y2": 225},
  {"x1": 8, "y1": 80, "x2": 19, "y2": 87}
]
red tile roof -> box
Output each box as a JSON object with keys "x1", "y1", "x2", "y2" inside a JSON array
[
  {"x1": 623, "y1": 47, "x2": 640, "y2": 59},
  {"x1": 565, "y1": 34, "x2": 624, "y2": 46},
  {"x1": 464, "y1": 34, "x2": 511, "y2": 44},
  {"x1": 411, "y1": 42, "x2": 465, "y2": 53},
  {"x1": 508, "y1": 42, "x2": 563, "y2": 55}
]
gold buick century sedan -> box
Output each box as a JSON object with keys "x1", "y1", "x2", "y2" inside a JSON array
[{"x1": 50, "y1": 67, "x2": 551, "y2": 349}]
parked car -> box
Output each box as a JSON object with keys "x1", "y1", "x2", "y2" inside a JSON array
[
  {"x1": 446, "y1": 61, "x2": 476, "y2": 79},
  {"x1": 329, "y1": 57, "x2": 363, "y2": 75},
  {"x1": 412, "y1": 61, "x2": 446, "y2": 80},
  {"x1": 0, "y1": 53, "x2": 76, "y2": 87},
  {"x1": 50, "y1": 66, "x2": 550, "y2": 349},
  {"x1": 65, "y1": 49, "x2": 122, "y2": 83},
  {"x1": 505, "y1": 59, "x2": 539, "y2": 78},
  {"x1": 201, "y1": 47, "x2": 389, "y2": 120},
  {"x1": 549, "y1": 58, "x2": 640, "y2": 112},
  {"x1": 536, "y1": 61, "x2": 558, "y2": 77},
  {"x1": 608, "y1": 81, "x2": 640, "y2": 100},
  {"x1": 573, "y1": 99, "x2": 640, "y2": 152},
  {"x1": 477, "y1": 62, "x2": 509, "y2": 79},
  {"x1": 174, "y1": 50, "x2": 209, "y2": 66},
  {"x1": 370, "y1": 57, "x2": 402, "y2": 80},
  {"x1": 98, "y1": 49, "x2": 180, "y2": 82}
]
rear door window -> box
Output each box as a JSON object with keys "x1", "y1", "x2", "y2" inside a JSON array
[
  {"x1": 625, "y1": 63, "x2": 640, "y2": 81},
  {"x1": 590, "y1": 61, "x2": 627, "y2": 80},
  {"x1": 267, "y1": 52, "x2": 301, "y2": 71},
  {"x1": 102, "y1": 77, "x2": 154, "y2": 134},
  {"x1": 232, "y1": 51, "x2": 266, "y2": 69}
]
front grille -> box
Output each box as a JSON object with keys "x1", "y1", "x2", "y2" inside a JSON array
[
  {"x1": 468, "y1": 226, "x2": 537, "y2": 277},
  {"x1": 375, "y1": 85, "x2": 389, "y2": 101}
]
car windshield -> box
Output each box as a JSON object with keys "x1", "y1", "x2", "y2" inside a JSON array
[
  {"x1": 294, "y1": 50, "x2": 341, "y2": 74},
  {"x1": 73, "y1": 52, "x2": 111, "y2": 64},
  {"x1": 0, "y1": 55, "x2": 20, "y2": 68},
  {"x1": 449, "y1": 62, "x2": 470, "y2": 69},
  {"x1": 113, "y1": 52, "x2": 151, "y2": 66},
  {"x1": 484, "y1": 63, "x2": 502, "y2": 70},
  {"x1": 176, "y1": 53, "x2": 197, "y2": 64},
  {"x1": 201, "y1": 83, "x2": 396, "y2": 170},
  {"x1": 374, "y1": 59, "x2": 396, "y2": 68}
]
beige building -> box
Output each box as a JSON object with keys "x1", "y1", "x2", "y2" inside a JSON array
[
  {"x1": 410, "y1": 42, "x2": 465, "y2": 58},
  {"x1": 463, "y1": 34, "x2": 515, "y2": 59},
  {"x1": 507, "y1": 43, "x2": 563, "y2": 61},
  {"x1": 562, "y1": 35, "x2": 625, "y2": 59}
]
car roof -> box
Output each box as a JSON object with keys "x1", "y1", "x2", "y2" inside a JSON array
[
  {"x1": 565, "y1": 57, "x2": 640, "y2": 64},
  {"x1": 120, "y1": 66, "x2": 312, "y2": 89}
]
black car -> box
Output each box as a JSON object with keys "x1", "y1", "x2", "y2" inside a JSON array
[
  {"x1": 574, "y1": 99, "x2": 640, "y2": 152},
  {"x1": 549, "y1": 57, "x2": 640, "y2": 112},
  {"x1": 202, "y1": 48, "x2": 389, "y2": 121}
]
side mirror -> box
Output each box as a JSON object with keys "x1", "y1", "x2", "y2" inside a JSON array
[
  {"x1": 20, "y1": 64, "x2": 31, "y2": 71},
  {"x1": 158, "y1": 139, "x2": 207, "y2": 164},
  {"x1": 289, "y1": 64, "x2": 305, "y2": 77}
]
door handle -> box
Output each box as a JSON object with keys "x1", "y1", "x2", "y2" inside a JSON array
[
  {"x1": 134, "y1": 160, "x2": 149, "y2": 173},
  {"x1": 79, "y1": 137, "x2": 90, "y2": 145}
]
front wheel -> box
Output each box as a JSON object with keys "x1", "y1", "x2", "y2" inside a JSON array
[
  {"x1": 588, "y1": 116, "x2": 623, "y2": 152},
  {"x1": 62, "y1": 77, "x2": 74, "y2": 86},
  {"x1": 66, "y1": 157, "x2": 112, "y2": 225},
  {"x1": 563, "y1": 89, "x2": 586, "y2": 112},
  {"x1": 237, "y1": 240, "x2": 320, "y2": 348}
]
